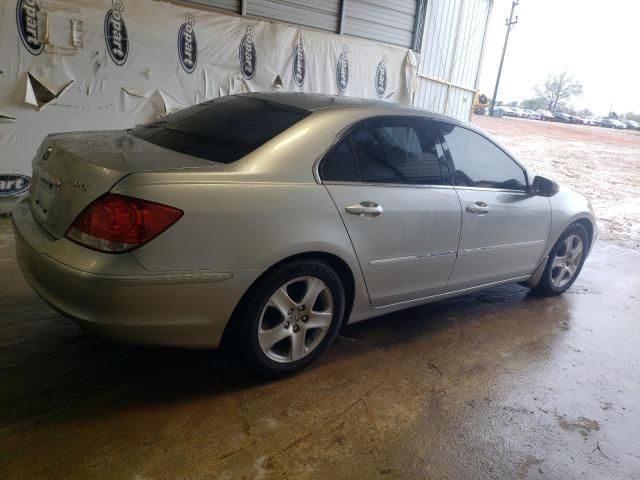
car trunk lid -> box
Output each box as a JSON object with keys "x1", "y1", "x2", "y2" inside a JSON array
[{"x1": 29, "y1": 130, "x2": 214, "y2": 239}]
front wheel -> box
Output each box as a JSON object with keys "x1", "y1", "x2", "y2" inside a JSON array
[
  {"x1": 533, "y1": 223, "x2": 589, "y2": 297},
  {"x1": 235, "y1": 260, "x2": 345, "y2": 377}
]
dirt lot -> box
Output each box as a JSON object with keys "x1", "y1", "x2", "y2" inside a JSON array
[{"x1": 473, "y1": 115, "x2": 640, "y2": 250}]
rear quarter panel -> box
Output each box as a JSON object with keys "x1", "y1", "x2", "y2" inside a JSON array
[{"x1": 111, "y1": 178, "x2": 369, "y2": 304}]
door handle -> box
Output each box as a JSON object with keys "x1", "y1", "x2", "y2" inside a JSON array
[
  {"x1": 345, "y1": 201, "x2": 384, "y2": 218},
  {"x1": 466, "y1": 201, "x2": 490, "y2": 214}
]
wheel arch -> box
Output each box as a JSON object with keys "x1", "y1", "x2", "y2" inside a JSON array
[
  {"x1": 220, "y1": 251, "x2": 357, "y2": 348},
  {"x1": 529, "y1": 214, "x2": 595, "y2": 289},
  {"x1": 546, "y1": 215, "x2": 595, "y2": 257},
  {"x1": 574, "y1": 217, "x2": 594, "y2": 247}
]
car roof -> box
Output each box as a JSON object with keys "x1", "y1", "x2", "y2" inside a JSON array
[
  {"x1": 239, "y1": 92, "x2": 389, "y2": 111},
  {"x1": 236, "y1": 92, "x2": 462, "y2": 124}
]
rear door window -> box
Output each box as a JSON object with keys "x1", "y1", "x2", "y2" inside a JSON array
[
  {"x1": 320, "y1": 117, "x2": 449, "y2": 186},
  {"x1": 131, "y1": 96, "x2": 309, "y2": 164}
]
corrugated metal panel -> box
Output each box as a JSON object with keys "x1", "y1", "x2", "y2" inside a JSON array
[
  {"x1": 413, "y1": 0, "x2": 492, "y2": 121},
  {"x1": 415, "y1": 79, "x2": 448, "y2": 113},
  {"x1": 450, "y1": 0, "x2": 490, "y2": 88},
  {"x1": 343, "y1": 0, "x2": 418, "y2": 47},
  {"x1": 419, "y1": 0, "x2": 463, "y2": 80},
  {"x1": 247, "y1": 0, "x2": 341, "y2": 32},
  {"x1": 186, "y1": 0, "x2": 241, "y2": 13},
  {"x1": 446, "y1": 87, "x2": 474, "y2": 119}
]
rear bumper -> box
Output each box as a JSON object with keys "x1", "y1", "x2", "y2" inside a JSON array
[{"x1": 12, "y1": 197, "x2": 261, "y2": 348}]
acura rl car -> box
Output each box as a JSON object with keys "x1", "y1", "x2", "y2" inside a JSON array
[{"x1": 13, "y1": 93, "x2": 597, "y2": 376}]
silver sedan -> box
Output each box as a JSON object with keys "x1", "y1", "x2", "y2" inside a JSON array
[{"x1": 13, "y1": 93, "x2": 597, "y2": 376}]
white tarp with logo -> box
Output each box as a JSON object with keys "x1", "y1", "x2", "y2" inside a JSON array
[{"x1": 0, "y1": 0, "x2": 419, "y2": 180}]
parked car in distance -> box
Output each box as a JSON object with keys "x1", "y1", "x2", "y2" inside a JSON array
[
  {"x1": 571, "y1": 116, "x2": 587, "y2": 125},
  {"x1": 623, "y1": 120, "x2": 640, "y2": 130},
  {"x1": 537, "y1": 110, "x2": 554, "y2": 121},
  {"x1": 523, "y1": 109, "x2": 542, "y2": 120},
  {"x1": 510, "y1": 107, "x2": 528, "y2": 118},
  {"x1": 553, "y1": 112, "x2": 573, "y2": 123},
  {"x1": 497, "y1": 106, "x2": 516, "y2": 117},
  {"x1": 584, "y1": 117, "x2": 601, "y2": 126},
  {"x1": 12, "y1": 93, "x2": 598, "y2": 377},
  {"x1": 601, "y1": 118, "x2": 627, "y2": 129}
]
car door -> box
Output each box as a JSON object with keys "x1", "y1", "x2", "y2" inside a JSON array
[
  {"x1": 436, "y1": 121, "x2": 552, "y2": 291},
  {"x1": 320, "y1": 116, "x2": 462, "y2": 307}
]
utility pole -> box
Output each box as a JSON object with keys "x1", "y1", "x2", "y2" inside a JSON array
[{"x1": 489, "y1": 1, "x2": 519, "y2": 116}]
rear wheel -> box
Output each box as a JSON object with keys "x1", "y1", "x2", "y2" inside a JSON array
[
  {"x1": 534, "y1": 223, "x2": 589, "y2": 296},
  {"x1": 235, "y1": 260, "x2": 345, "y2": 377}
]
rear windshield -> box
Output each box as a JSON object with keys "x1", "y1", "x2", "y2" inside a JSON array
[{"x1": 131, "y1": 96, "x2": 310, "y2": 164}]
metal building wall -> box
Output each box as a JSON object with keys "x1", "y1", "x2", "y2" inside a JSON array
[
  {"x1": 342, "y1": 0, "x2": 418, "y2": 47},
  {"x1": 247, "y1": 0, "x2": 341, "y2": 32},
  {"x1": 414, "y1": 0, "x2": 493, "y2": 121}
]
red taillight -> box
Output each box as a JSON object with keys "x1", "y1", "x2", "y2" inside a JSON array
[{"x1": 66, "y1": 193, "x2": 183, "y2": 253}]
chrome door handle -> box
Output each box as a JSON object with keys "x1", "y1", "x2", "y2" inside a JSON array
[
  {"x1": 345, "y1": 201, "x2": 384, "y2": 217},
  {"x1": 466, "y1": 201, "x2": 490, "y2": 214}
]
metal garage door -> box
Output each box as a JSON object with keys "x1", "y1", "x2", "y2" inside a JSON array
[
  {"x1": 180, "y1": 1, "x2": 423, "y2": 48},
  {"x1": 187, "y1": 0, "x2": 241, "y2": 13},
  {"x1": 247, "y1": 0, "x2": 342, "y2": 32},
  {"x1": 342, "y1": 0, "x2": 418, "y2": 47}
]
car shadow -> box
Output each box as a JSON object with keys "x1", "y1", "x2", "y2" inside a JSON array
[{"x1": 1, "y1": 283, "x2": 565, "y2": 431}]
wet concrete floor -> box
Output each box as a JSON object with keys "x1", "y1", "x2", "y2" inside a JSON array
[{"x1": 0, "y1": 215, "x2": 639, "y2": 479}]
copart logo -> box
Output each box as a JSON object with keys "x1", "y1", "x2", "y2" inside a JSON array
[
  {"x1": 16, "y1": 0, "x2": 44, "y2": 55},
  {"x1": 336, "y1": 45, "x2": 350, "y2": 92},
  {"x1": 239, "y1": 26, "x2": 257, "y2": 80},
  {"x1": 375, "y1": 59, "x2": 387, "y2": 98},
  {"x1": 0, "y1": 174, "x2": 31, "y2": 197},
  {"x1": 292, "y1": 32, "x2": 306, "y2": 87},
  {"x1": 178, "y1": 14, "x2": 197, "y2": 74},
  {"x1": 104, "y1": 0, "x2": 128, "y2": 66}
]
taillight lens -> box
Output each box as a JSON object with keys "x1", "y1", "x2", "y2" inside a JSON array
[{"x1": 66, "y1": 193, "x2": 183, "y2": 253}]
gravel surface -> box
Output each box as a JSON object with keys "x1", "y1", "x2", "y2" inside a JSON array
[{"x1": 473, "y1": 115, "x2": 640, "y2": 250}]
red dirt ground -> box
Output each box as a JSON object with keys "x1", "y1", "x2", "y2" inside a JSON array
[{"x1": 472, "y1": 115, "x2": 640, "y2": 250}]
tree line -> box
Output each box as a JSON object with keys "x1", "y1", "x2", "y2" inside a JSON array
[{"x1": 492, "y1": 71, "x2": 639, "y2": 120}]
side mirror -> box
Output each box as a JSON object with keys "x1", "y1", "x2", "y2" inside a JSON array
[{"x1": 530, "y1": 175, "x2": 559, "y2": 197}]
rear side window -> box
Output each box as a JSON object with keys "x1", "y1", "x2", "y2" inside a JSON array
[
  {"x1": 321, "y1": 118, "x2": 449, "y2": 186},
  {"x1": 437, "y1": 122, "x2": 527, "y2": 191},
  {"x1": 131, "y1": 96, "x2": 309, "y2": 164},
  {"x1": 320, "y1": 138, "x2": 360, "y2": 182}
]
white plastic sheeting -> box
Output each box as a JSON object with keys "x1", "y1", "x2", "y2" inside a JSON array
[{"x1": 1, "y1": 0, "x2": 418, "y2": 177}]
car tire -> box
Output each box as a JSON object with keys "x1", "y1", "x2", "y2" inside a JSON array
[
  {"x1": 533, "y1": 223, "x2": 589, "y2": 297},
  {"x1": 234, "y1": 259, "x2": 345, "y2": 378}
]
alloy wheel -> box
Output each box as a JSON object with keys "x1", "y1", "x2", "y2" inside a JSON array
[
  {"x1": 550, "y1": 234, "x2": 584, "y2": 288},
  {"x1": 258, "y1": 276, "x2": 334, "y2": 363}
]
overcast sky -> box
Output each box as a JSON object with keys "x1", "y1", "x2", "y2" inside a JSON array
[{"x1": 477, "y1": 0, "x2": 640, "y2": 115}]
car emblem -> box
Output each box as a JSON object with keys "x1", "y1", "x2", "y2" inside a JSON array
[{"x1": 42, "y1": 145, "x2": 53, "y2": 160}]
